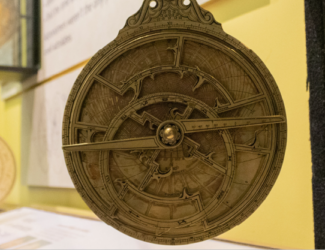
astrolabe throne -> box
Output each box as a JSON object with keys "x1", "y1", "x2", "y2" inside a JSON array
[{"x1": 62, "y1": 0, "x2": 287, "y2": 245}]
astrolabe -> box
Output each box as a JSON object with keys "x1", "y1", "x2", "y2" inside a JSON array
[
  {"x1": 0, "y1": 137, "x2": 16, "y2": 203},
  {"x1": 62, "y1": 0, "x2": 287, "y2": 245}
]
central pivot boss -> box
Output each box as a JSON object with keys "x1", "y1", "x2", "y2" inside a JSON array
[{"x1": 157, "y1": 121, "x2": 184, "y2": 148}]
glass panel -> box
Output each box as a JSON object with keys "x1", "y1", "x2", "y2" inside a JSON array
[{"x1": 0, "y1": 0, "x2": 39, "y2": 68}]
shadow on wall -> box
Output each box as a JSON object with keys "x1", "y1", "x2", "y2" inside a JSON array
[{"x1": 204, "y1": 0, "x2": 271, "y2": 23}]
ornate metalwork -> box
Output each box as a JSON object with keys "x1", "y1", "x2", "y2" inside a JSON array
[{"x1": 62, "y1": 0, "x2": 287, "y2": 245}]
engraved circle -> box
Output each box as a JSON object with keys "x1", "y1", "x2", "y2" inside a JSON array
[{"x1": 100, "y1": 93, "x2": 235, "y2": 228}]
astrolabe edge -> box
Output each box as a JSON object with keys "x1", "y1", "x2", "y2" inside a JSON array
[{"x1": 62, "y1": 0, "x2": 287, "y2": 245}]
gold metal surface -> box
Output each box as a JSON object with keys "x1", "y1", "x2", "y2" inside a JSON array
[{"x1": 62, "y1": 0, "x2": 287, "y2": 245}]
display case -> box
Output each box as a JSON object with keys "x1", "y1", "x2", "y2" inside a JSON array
[{"x1": 0, "y1": 0, "x2": 40, "y2": 82}]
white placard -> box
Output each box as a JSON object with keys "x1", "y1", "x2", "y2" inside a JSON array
[
  {"x1": 0, "y1": 208, "x2": 257, "y2": 249},
  {"x1": 22, "y1": 69, "x2": 81, "y2": 188},
  {"x1": 38, "y1": 0, "x2": 210, "y2": 81}
]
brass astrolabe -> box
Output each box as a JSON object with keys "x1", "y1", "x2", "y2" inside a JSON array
[{"x1": 62, "y1": 0, "x2": 287, "y2": 245}]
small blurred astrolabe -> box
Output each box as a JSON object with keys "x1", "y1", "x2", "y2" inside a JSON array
[
  {"x1": 0, "y1": 0, "x2": 19, "y2": 47},
  {"x1": 62, "y1": 0, "x2": 287, "y2": 245},
  {"x1": 0, "y1": 137, "x2": 16, "y2": 202}
]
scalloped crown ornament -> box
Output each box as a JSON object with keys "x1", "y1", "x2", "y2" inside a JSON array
[{"x1": 62, "y1": 0, "x2": 287, "y2": 245}]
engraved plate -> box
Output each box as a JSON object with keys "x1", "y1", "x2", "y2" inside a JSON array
[{"x1": 62, "y1": 0, "x2": 287, "y2": 245}]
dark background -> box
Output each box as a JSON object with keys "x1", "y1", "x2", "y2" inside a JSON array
[{"x1": 305, "y1": 0, "x2": 325, "y2": 248}]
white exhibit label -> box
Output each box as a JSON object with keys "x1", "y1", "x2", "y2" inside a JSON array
[
  {"x1": 39, "y1": 0, "x2": 210, "y2": 80},
  {"x1": 0, "y1": 208, "x2": 256, "y2": 249}
]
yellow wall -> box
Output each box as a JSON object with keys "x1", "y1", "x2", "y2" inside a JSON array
[{"x1": 0, "y1": 0, "x2": 314, "y2": 248}]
